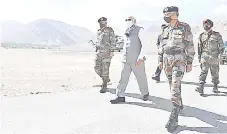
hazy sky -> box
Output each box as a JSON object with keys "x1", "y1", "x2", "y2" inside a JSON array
[{"x1": 0, "y1": 0, "x2": 227, "y2": 32}]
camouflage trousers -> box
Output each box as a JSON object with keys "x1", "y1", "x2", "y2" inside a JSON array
[
  {"x1": 199, "y1": 60, "x2": 219, "y2": 85},
  {"x1": 94, "y1": 52, "x2": 111, "y2": 82},
  {"x1": 164, "y1": 56, "x2": 185, "y2": 107}
]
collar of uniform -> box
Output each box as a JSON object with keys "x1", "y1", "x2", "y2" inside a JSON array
[
  {"x1": 204, "y1": 29, "x2": 212, "y2": 34},
  {"x1": 167, "y1": 20, "x2": 179, "y2": 29},
  {"x1": 99, "y1": 26, "x2": 107, "y2": 31}
]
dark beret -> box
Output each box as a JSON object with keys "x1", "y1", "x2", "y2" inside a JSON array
[
  {"x1": 203, "y1": 19, "x2": 213, "y2": 27},
  {"x1": 163, "y1": 6, "x2": 179, "y2": 13},
  {"x1": 98, "y1": 17, "x2": 107, "y2": 23}
]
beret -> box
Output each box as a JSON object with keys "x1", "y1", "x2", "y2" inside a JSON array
[
  {"x1": 203, "y1": 19, "x2": 213, "y2": 27},
  {"x1": 98, "y1": 17, "x2": 107, "y2": 23},
  {"x1": 163, "y1": 6, "x2": 179, "y2": 13}
]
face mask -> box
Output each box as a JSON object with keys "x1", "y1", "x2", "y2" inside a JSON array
[
  {"x1": 203, "y1": 24, "x2": 211, "y2": 31},
  {"x1": 164, "y1": 16, "x2": 171, "y2": 23},
  {"x1": 99, "y1": 22, "x2": 106, "y2": 28},
  {"x1": 126, "y1": 21, "x2": 133, "y2": 29}
]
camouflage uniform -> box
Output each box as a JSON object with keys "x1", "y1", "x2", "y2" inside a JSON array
[
  {"x1": 196, "y1": 19, "x2": 224, "y2": 94},
  {"x1": 94, "y1": 17, "x2": 116, "y2": 93},
  {"x1": 160, "y1": 21, "x2": 195, "y2": 108},
  {"x1": 152, "y1": 24, "x2": 167, "y2": 82},
  {"x1": 160, "y1": 6, "x2": 195, "y2": 132}
]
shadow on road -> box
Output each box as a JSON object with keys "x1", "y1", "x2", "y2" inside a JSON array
[
  {"x1": 108, "y1": 88, "x2": 227, "y2": 133},
  {"x1": 181, "y1": 81, "x2": 227, "y2": 89}
]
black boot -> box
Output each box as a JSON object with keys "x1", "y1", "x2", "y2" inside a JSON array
[
  {"x1": 151, "y1": 75, "x2": 157, "y2": 80},
  {"x1": 195, "y1": 83, "x2": 204, "y2": 95},
  {"x1": 100, "y1": 81, "x2": 107, "y2": 93},
  {"x1": 213, "y1": 84, "x2": 219, "y2": 93},
  {"x1": 179, "y1": 98, "x2": 184, "y2": 110},
  {"x1": 110, "y1": 97, "x2": 125, "y2": 104},
  {"x1": 165, "y1": 105, "x2": 180, "y2": 133},
  {"x1": 152, "y1": 75, "x2": 160, "y2": 83},
  {"x1": 142, "y1": 93, "x2": 149, "y2": 101}
]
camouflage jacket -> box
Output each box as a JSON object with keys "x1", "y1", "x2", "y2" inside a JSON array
[
  {"x1": 96, "y1": 26, "x2": 116, "y2": 52},
  {"x1": 198, "y1": 30, "x2": 224, "y2": 60},
  {"x1": 158, "y1": 21, "x2": 195, "y2": 65}
]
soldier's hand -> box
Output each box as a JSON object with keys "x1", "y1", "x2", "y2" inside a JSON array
[
  {"x1": 158, "y1": 62, "x2": 163, "y2": 70},
  {"x1": 186, "y1": 65, "x2": 192, "y2": 72},
  {"x1": 136, "y1": 59, "x2": 143, "y2": 68}
]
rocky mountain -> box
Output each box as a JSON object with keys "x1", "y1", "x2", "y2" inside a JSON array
[{"x1": 0, "y1": 19, "x2": 95, "y2": 46}]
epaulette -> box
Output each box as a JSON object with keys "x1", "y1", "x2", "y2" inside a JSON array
[
  {"x1": 212, "y1": 31, "x2": 220, "y2": 35},
  {"x1": 179, "y1": 21, "x2": 188, "y2": 26},
  {"x1": 106, "y1": 27, "x2": 113, "y2": 31},
  {"x1": 179, "y1": 22, "x2": 190, "y2": 28}
]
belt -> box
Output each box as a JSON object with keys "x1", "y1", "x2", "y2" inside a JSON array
[
  {"x1": 164, "y1": 49, "x2": 184, "y2": 55},
  {"x1": 202, "y1": 51, "x2": 219, "y2": 55}
]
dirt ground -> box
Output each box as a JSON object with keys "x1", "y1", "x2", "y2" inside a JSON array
[
  {"x1": 0, "y1": 48, "x2": 157, "y2": 97},
  {"x1": 1, "y1": 48, "x2": 226, "y2": 97}
]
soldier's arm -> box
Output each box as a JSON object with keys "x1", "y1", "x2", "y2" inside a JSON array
[
  {"x1": 198, "y1": 35, "x2": 202, "y2": 60},
  {"x1": 108, "y1": 27, "x2": 116, "y2": 50},
  {"x1": 156, "y1": 35, "x2": 161, "y2": 48},
  {"x1": 158, "y1": 47, "x2": 164, "y2": 63},
  {"x1": 217, "y1": 33, "x2": 225, "y2": 55},
  {"x1": 184, "y1": 24, "x2": 195, "y2": 65}
]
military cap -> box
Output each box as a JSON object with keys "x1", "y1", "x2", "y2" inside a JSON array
[
  {"x1": 203, "y1": 19, "x2": 213, "y2": 27},
  {"x1": 98, "y1": 17, "x2": 107, "y2": 23},
  {"x1": 163, "y1": 6, "x2": 179, "y2": 13}
]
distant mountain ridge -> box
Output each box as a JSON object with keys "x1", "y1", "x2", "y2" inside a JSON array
[
  {"x1": 0, "y1": 19, "x2": 95, "y2": 46},
  {"x1": 0, "y1": 19, "x2": 226, "y2": 53}
]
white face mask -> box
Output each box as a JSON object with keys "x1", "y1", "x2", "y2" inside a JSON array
[{"x1": 125, "y1": 21, "x2": 133, "y2": 29}]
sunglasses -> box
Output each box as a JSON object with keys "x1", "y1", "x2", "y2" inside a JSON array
[{"x1": 125, "y1": 19, "x2": 132, "y2": 21}]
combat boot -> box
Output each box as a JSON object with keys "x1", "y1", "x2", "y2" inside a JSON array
[
  {"x1": 152, "y1": 75, "x2": 160, "y2": 83},
  {"x1": 179, "y1": 98, "x2": 184, "y2": 110},
  {"x1": 195, "y1": 83, "x2": 204, "y2": 94},
  {"x1": 100, "y1": 81, "x2": 107, "y2": 93},
  {"x1": 165, "y1": 104, "x2": 180, "y2": 133},
  {"x1": 110, "y1": 97, "x2": 125, "y2": 104},
  {"x1": 213, "y1": 84, "x2": 219, "y2": 93}
]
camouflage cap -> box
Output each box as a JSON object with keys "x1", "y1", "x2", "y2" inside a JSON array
[
  {"x1": 98, "y1": 17, "x2": 107, "y2": 23},
  {"x1": 203, "y1": 19, "x2": 213, "y2": 27},
  {"x1": 163, "y1": 6, "x2": 179, "y2": 13}
]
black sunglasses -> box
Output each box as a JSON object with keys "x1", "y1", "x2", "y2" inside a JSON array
[{"x1": 125, "y1": 19, "x2": 131, "y2": 21}]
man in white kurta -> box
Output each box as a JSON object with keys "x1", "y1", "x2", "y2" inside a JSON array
[{"x1": 110, "y1": 16, "x2": 149, "y2": 104}]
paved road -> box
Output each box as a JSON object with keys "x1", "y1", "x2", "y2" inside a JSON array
[{"x1": 1, "y1": 72, "x2": 227, "y2": 134}]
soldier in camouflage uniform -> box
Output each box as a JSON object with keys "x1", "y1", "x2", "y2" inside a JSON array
[
  {"x1": 195, "y1": 19, "x2": 224, "y2": 94},
  {"x1": 94, "y1": 17, "x2": 116, "y2": 93},
  {"x1": 159, "y1": 6, "x2": 195, "y2": 132},
  {"x1": 152, "y1": 24, "x2": 168, "y2": 83}
]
